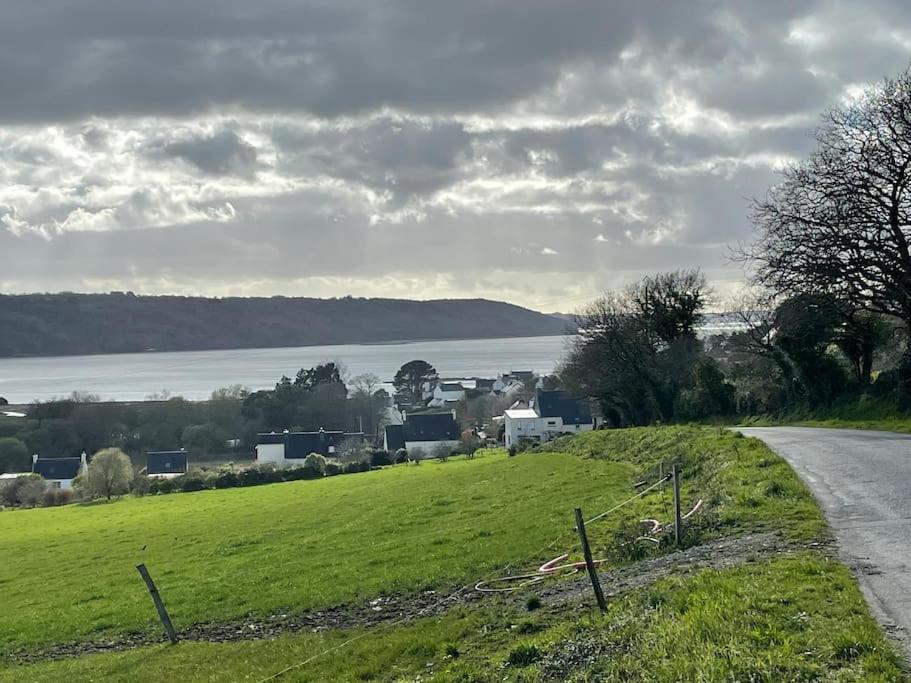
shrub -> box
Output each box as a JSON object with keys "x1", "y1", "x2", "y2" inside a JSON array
[
  {"x1": 432, "y1": 443, "x2": 452, "y2": 462},
  {"x1": 303, "y1": 453, "x2": 327, "y2": 477},
  {"x1": 525, "y1": 596, "x2": 542, "y2": 611},
  {"x1": 41, "y1": 487, "x2": 74, "y2": 507},
  {"x1": 156, "y1": 478, "x2": 176, "y2": 494},
  {"x1": 283, "y1": 466, "x2": 317, "y2": 481},
  {"x1": 324, "y1": 462, "x2": 342, "y2": 476},
  {"x1": 214, "y1": 470, "x2": 239, "y2": 488},
  {"x1": 0, "y1": 475, "x2": 46, "y2": 507},
  {"x1": 180, "y1": 475, "x2": 208, "y2": 493},
  {"x1": 131, "y1": 473, "x2": 151, "y2": 496},
  {"x1": 394, "y1": 448, "x2": 409, "y2": 464},
  {"x1": 507, "y1": 445, "x2": 518, "y2": 457},
  {"x1": 370, "y1": 450, "x2": 392, "y2": 467},
  {"x1": 409, "y1": 447, "x2": 427, "y2": 462}
]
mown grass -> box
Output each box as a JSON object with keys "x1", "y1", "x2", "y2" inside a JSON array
[
  {"x1": 0, "y1": 449, "x2": 639, "y2": 654},
  {"x1": 2, "y1": 555, "x2": 902, "y2": 682}
]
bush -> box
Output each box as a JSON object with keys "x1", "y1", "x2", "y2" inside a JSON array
[
  {"x1": 214, "y1": 470, "x2": 239, "y2": 488},
  {"x1": 409, "y1": 447, "x2": 427, "y2": 462},
  {"x1": 370, "y1": 449, "x2": 392, "y2": 467},
  {"x1": 180, "y1": 475, "x2": 208, "y2": 492},
  {"x1": 156, "y1": 478, "x2": 176, "y2": 494},
  {"x1": 431, "y1": 443, "x2": 452, "y2": 462},
  {"x1": 394, "y1": 448, "x2": 409, "y2": 464},
  {"x1": 507, "y1": 644, "x2": 541, "y2": 667},
  {"x1": 507, "y1": 445, "x2": 518, "y2": 457},
  {"x1": 0, "y1": 437, "x2": 30, "y2": 474},
  {"x1": 41, "y1": 487, "x2": 74, "y2": 507},
  {"x1": 324, "y1": 461, "x2": 342, "y2": 476},
  {"x1": 303, "y1": 453, "x2": 327, "y2": 477},
  {"x1": 342, "y1": 461, "x2": 370, "y2": 474},
  {"x1": 0, "y1": 475, "x2": 46, "y2": 507},
  {"x1": 131, "y1": 473, "x2": 151, "y2": 496}
]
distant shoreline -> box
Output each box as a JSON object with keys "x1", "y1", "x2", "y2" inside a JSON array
[{"x1": 0, "y1": 331, "x2": 573, "y2": 362}]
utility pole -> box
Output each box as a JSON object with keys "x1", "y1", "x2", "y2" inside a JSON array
[{"x1": 574, "y1": 507, "x2": 607, "y2": 612}]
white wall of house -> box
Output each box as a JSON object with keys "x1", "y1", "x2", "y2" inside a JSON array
[
  {"x1": 504, "y1": 412, "x2": 594, "y2": 447},
  {"x1": 404, "y1": 439, "x2": 462, "y2": 458},
  {"x1": 47, "y1": 478, "x2": 74, "y2": 490},
  {"x1": 148, "y1": 472, "x2": 185, "y2": 480},
  {"x1": 256, "y1": 443, "x2": 286, "y2": 465}
]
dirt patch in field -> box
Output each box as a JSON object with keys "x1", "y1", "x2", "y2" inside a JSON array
[{"x1": 6, "y1": 532, "x2": 828, "y2": 664}]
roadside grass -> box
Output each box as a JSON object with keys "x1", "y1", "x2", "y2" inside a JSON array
[
  {"x1": 2, "y1": 554, "x2": 902, "y2": 682},
  {"x1": 540, "y1": 425, "x2": 826, "y2": 542},
  {"x1": 739, "y1": 394, "x2": 911, "y2": 434},
  {"x1": 0, "y1": 448, "x2": 641, "y2": 654}
]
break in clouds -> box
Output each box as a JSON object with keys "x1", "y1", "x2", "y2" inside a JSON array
[{"x1": 2, "y1": 0, "x2": 911, "y2": 309}]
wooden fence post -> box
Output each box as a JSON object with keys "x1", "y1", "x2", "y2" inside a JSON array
[
  {"x1": 574, "y1": 507, "x2": 607, "y2": 612},
  {"x1": 672, "y1": 463, "x2": 683, "y2": 548},
  {"x1": 136, "y1": 563, "x2": 178, "y2": 644}
]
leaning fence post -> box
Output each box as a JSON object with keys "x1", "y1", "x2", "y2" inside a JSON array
[
  {"x1": 136, "y1": 563, "x2": 178, "y2": 644},
  {"x1": 574, "y1": 507, "x2": 607, "y2": 612},
  {"x1": 672, "y1": 463, "x2": 683, "y2": 548}
]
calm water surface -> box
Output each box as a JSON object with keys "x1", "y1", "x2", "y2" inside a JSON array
[{"x1": 0, "y1": 335, "x2": 574, "y2": 403}]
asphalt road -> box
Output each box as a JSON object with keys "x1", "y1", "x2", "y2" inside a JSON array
[{"x1": 739, "y1": 426, "x2": 911, "y2": 656}]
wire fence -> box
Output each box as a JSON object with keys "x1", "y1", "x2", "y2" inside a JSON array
[{"x1": 256, "y1": 469, "x2": 678, "y2": 681}]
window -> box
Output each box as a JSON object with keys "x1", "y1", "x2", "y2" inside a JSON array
[
  {"x1": 546, "y1": 420, "x2": 557, "y2": 426},
  {"x1": 51, "y1": 481, "x2": 62, "y2": 489}
]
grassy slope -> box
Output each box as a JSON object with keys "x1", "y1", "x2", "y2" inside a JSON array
[
  {"x1": 3, "y1": 556, "x2": 901, "y2": 682},
  {"x1": 1, "y1": 427, "x2": 904, "y2": 681},
  {"x1": 0, "y1": 449, "x2": 635, "y2": 653},
  {"x1": 741, "y1": 395, "x2": 911, "y2": 433}
]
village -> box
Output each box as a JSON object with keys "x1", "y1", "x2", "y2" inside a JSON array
[{"x1": 0, "y1": 366, "x2": 595, "y2": 498}]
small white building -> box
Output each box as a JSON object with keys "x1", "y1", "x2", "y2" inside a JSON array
[
  {"x1": 503, "y1": 390, "x2": 596, "y2": 448},
  {"x1": 255, "y1": 429, "x2": 366, "y2": 466},
  {"x1": 31, "y1": 452, "x2": 87, "y2": 489},
  {"x1": 428, "y1": 382, "x2": 466, "y2": 407}
]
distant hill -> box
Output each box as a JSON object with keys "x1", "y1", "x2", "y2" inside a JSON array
[{"x1": 0, "y1": 293, "x2": 571, "y2": 358}]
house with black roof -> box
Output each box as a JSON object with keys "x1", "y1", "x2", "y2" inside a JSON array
[
  {"x1": 31, "y1": 452, "x2": 88, "y2": 489},
  {"x1": 255, "y1": 429, "x2": 366, "y2": 465},
  {"x1": 383, "y1": 411, "x2": 461, "y2": 458},
  {"x1": 146, "y1": 450, "x2": 189, "y2": 478},
  {"x1": 503, "y1": 389, "x2": 595, "y2": 448}
]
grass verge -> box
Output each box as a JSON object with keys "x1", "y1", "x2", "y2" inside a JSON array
[{"x1": 1, "y1": 554, "x2": 902, "y2": 682}]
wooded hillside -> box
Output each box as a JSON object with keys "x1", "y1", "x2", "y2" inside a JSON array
[{"x1": 0, "y1": 294, "x2": 569, "y2": 358}]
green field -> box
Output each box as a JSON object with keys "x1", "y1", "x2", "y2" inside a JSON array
[{"x1": 1, "y1": 427, "x2": 904, "y2": 681}]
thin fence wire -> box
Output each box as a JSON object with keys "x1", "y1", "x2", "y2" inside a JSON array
[{"x1": 257, "y1": 472, "x2": 671, "y2": 682}]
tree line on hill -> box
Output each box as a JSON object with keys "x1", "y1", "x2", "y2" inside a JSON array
[{"x1": 0, "y1": 294, "x2": 568, "y2": 358}]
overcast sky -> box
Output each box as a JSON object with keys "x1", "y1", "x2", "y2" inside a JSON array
[{"x1": 1, "y1": 1, "x2": 909, "y2": 311}]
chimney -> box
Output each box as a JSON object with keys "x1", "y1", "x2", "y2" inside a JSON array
[
  {"x1": 31, "y1": 453, "x2": 38, "y2": 471},
  {"x1": 80, "y1": 451, "x2": 88, "y2": 469},
  {"x1": 451, "y1": 408, "x2": 457, "y2": 420}
]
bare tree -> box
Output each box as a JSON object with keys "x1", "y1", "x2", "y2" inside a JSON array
[{"x1": 743, "y1": 67, "x2": 911, "y2": 335}]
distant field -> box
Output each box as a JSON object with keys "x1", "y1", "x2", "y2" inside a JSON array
[{"x1": 0, "y1": 427, "x2": 902, "y2": 681}]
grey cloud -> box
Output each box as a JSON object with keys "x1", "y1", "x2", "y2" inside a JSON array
[{"x1": 155, "y1": 130, "x2": 259, "y2": 176}]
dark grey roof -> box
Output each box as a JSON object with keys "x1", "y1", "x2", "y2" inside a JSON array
[
  {"x1": 256, "y1": 432, "x2": 286, "y2": 445},
  {"x1": 535, "y1": 390, "x2": 593, "y2": 424},
  {"x1": 439, "y1": 382, "x2": 464, "y2": 392},
  {"x1": 403, "y1": 413, "x2": 460, "y2": 442},
  {"x1": 281, "y1": 430, "x2": 365, "y2": 458},
  {"x1": 384, "y1": 424, "x2": 405, "y2": 451},
  {"x1": 33, "y1": 457, "x2": 82, "y2": 480},
  {"x1": 147, "y1": 451, "x2": 188, "y2": 475}
]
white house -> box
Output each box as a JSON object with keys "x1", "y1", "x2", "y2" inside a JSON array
[
  {"x1": 31, "y1": 452, "x2": 87, "y2": 489},
  {"x1": 503, "y1": 390, "x2": 596, "y2": 448},
  {"x1": 428, "y1": 382, "x2": 466, "y2": 407},
  {"x1": 255, "y1": 429, "x2": 366, "y2": 466}
]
